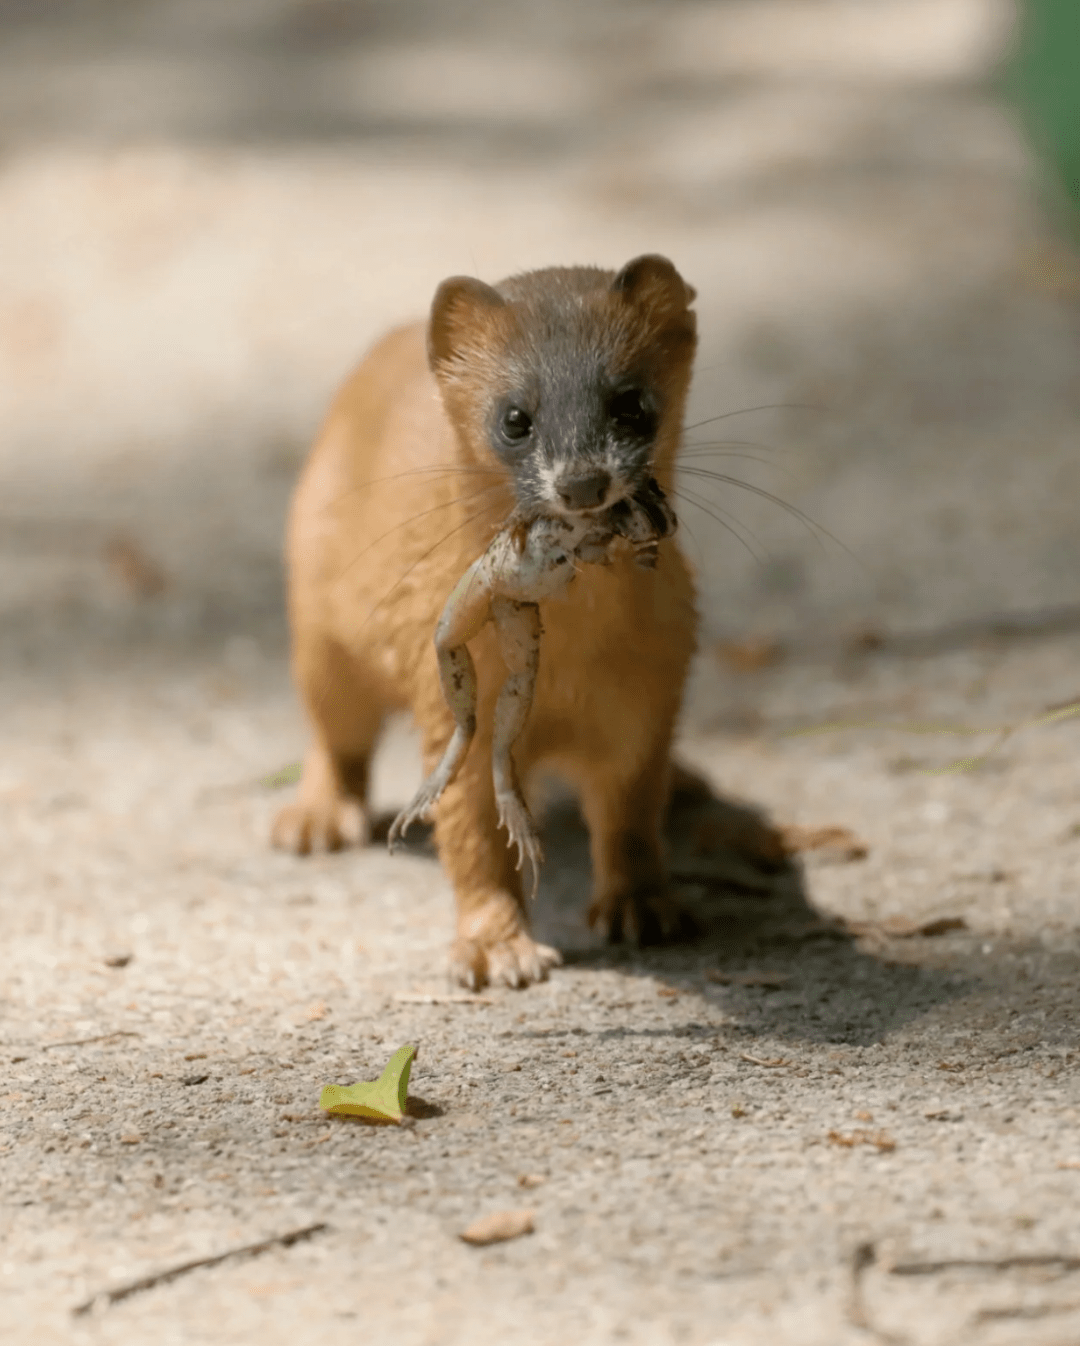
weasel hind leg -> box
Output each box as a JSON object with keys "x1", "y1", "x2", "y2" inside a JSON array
[
  {"x1": 576, "y1": 742, "x2": 698, "y2": 946},
  {"x1": 272, "y1": 633, "x2": 384, "y2": 854}
]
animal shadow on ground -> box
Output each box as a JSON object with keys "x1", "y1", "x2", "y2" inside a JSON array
[{"x1": 375, "y1": 775, "x2": 970, "y2": 1047}]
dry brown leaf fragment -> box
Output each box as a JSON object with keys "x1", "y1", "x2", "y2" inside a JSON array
[
  {"x1": 104, "y1": 534, "x2": 167, "y2": 598},
  {"x1": 767, "y1": 918, "x2": 850, "y2": 943},
  {"x1": 847, "y1": 627, "x2": 886, "y2": 654},
  {"x1": 937, "y1": 1061, "x2": 964, "y2": 1072},
  {"x1": 846, "y1": 915, "x2": 966, "y2": 940},
  {"x1": 517, "y1": 1174, "x2": 546, "y2": 1189},
  {"x1": 119, "y1": 1132, "x2": 141, "y2": 1145},
  {"x1": 828, "y1": 1129, "x2": 896, "y2": 1152},
  {"x1": 714, "y1": 636, "x2": 784, "y2": 673},
  {"x1": 780, "y1": 824, "x2": 869, "y2": 863},
  {"x1": 740, "y1": 1052, "x2": 789, "y2": 1068},
  {"x1": 916, "y1": 917, "x2": 967, "y2": 937},
  {"x1": 459, "y1": 1208, "x2": 535, "y2": 1246},
  {"x1": 709, "y1": 969, "x2": 792, "y2": 988},
  {"x1": 656, "y1": 986, "x2": 679, "y2": 999}
]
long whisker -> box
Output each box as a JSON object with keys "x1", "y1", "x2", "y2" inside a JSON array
[
  {"x1": 669, "y1": 504, "x2": 702, "y2": 563},
  {"x1": 667, "y1": 486, "x2": 769, "y2": 565},
  {"x1": 676, "y1": 466, "x2": 856, "y2": 562},
  {"x1": 357, "y1": 497, "x2": 510, "y2": 633},
  {"x1": 362, "y1": 465, "x2": 505, "y2": 485},
  {"x1": 681, "y1": 403, "x2": 824, "y2": 435},
  {"x1": 458, "y1": 519, "x2": 500, "y2": 617},
  {"x1": 677, "y1": 449, "x2": 796, "y2": 478},
  {"x1": 679, "y1": 437, "x2": 782, "y2": 454},
  {"x1": 316, "y1": 465, "x2": 506, "y2": 518},
  {"x1": 307, "y1": 496, "x2": 511, "y2": 725},
  {"x1": 334, "y1": 482, "x2": 509, "y2": 586}
]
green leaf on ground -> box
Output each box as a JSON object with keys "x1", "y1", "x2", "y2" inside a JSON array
[
  {"x1": 319, "y1": 1044, "x2": 417, "y2": 1124},
  {"x1": 262, "y1": 762, "x2": 302, "y2": 789}
]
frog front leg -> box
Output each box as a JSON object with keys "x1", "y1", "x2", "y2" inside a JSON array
[
  {"x1": 388, "y1": 561, "x2": 492, "y2": 850},
  {"x1": 490, "y1": 596, "x2": 544, "y2": 897}
]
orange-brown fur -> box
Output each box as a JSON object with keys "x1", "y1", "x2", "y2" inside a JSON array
[{"x1": 273, "y1": 259, "x2": 699, "y2": 988}]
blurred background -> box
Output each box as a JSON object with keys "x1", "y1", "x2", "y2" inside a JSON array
[{"x1": 0, "y1": 0, "x2": 1076, "y2": 670}]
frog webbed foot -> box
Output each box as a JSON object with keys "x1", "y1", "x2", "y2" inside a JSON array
[
  {"x1": 495, "y1": 788, "x2": 544, "y2": 898},
  {"x1": 387, "y1": 777, "x2": 446, "y2": 852},
  {"x1": 388, "y1": 745, "x2": 465, "y2": 851}
]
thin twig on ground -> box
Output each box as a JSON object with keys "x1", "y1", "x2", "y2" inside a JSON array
[
  {"x1": 71, "y1": 1222, "x2": 328, "y2": 1316},
  {"x1": 974, "y1": 1302, "x2": 1080, "y2": 1323},
  {"x1": 42, "y1": 1031, "x2": 141, "y2": 1051},
  {"x1": 891, "y1": 1255, "x2": 1080, "y2": 1276},
  {"x1": 393, "y1": 992, "x2": 493, "y2": 1005}
]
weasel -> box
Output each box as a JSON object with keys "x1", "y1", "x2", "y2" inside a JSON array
[{"x1": 273, "y1": 255, "x2": 699, "y2": 988}]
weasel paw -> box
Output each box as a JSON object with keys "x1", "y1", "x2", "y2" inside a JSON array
[
  {"x1": 271, "y1": 798, "x2": 367, "y2": 854},
  {"x1": 449, "y1": 932, "x2": 562, "y2": 990},
  {"x1": 587, "y1": 883, "x2": 698, "y2": 947}
]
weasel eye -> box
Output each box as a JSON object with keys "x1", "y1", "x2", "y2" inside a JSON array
[
  {"x1": 500, "y1": 406, "x2": 533, "y2": 444},
  {"x1": 608, "y1": 387, "x2": 653, "y2": 434}
]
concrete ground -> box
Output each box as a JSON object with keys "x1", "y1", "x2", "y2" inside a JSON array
[
  {"x1": 2, "y1": 2, "x2": 1080, "y2": 1343},
  {"x1": 3, "y1": 623, "x2": 1080, "y2": 1346}
]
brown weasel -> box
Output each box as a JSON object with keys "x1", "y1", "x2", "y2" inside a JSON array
[{"x1": 273, "y1": 254, "x2": 699, "y2": 988}]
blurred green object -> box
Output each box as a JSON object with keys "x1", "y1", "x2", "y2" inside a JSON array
[{"x1": 1010, "y1": 0, "x2": 1080, "y2": 216}]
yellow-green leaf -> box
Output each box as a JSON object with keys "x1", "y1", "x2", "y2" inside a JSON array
[
  {"x1": 262, "y1": 762, "x2": 302, "y2": 789},
  {"x1": 319, "y1": 1044, "x2": 417, "y2": 1124}
]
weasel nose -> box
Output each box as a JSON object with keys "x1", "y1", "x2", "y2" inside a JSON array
[{"x1": 557, "y1": 469, "x2": 611, "y2": 511}]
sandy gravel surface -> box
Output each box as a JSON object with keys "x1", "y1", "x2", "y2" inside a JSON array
[
  {"x1": 3, "y1": 625, "x2": 1080, "y2": 1346},
  {"x1": 2, "y1": 2, "x2": 1080, "y2": 1344}
]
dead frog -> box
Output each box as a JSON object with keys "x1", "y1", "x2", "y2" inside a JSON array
[{"x1": 387, "y1": 479, "x2": 677, "y2": 894}]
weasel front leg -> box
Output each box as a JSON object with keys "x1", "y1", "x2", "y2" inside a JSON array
[
  {"x1": 490, "y1": 597, "x2": 543, "y2": 896},
  {"x1": 387, "y1": 561, "x2": 492, "y2": 850}
]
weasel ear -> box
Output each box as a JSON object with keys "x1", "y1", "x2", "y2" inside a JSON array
[
  {"x1": 611, "y1": 254, "x2": 696, "y2": 309},
  {"x1": 428, "y1": 276, "x2": 505, "y2": 370}
]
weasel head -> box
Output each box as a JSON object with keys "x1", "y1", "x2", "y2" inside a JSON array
[{"x1": 427, "y1": 255, "x2": 697, "y2": 521}]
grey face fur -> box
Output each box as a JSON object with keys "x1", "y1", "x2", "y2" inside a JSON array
[
  {"x1": 481, "y1": 265, "x2": 676, "y2": 519},
  {"x1": 488, "y1": 340, "x2": 662, "y2": 519},
  {"x1": 428, "y1": 256, "x2": 696, "y2": 523}
]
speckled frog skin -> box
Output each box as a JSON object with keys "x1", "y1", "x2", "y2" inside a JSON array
[{"x1": 387, "y1": 480, "x2": 677, "y2": 893}]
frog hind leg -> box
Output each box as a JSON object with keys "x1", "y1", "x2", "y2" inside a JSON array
[
  {"x1": 490, "y1": 597, "x2": 544, "y2": 897},
  {"x1": 388, "y1": 561, "x2": 494, "y2": 850},
  {"x1": 387, "y1": 645, "x2": 478, "y2": 851}
]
